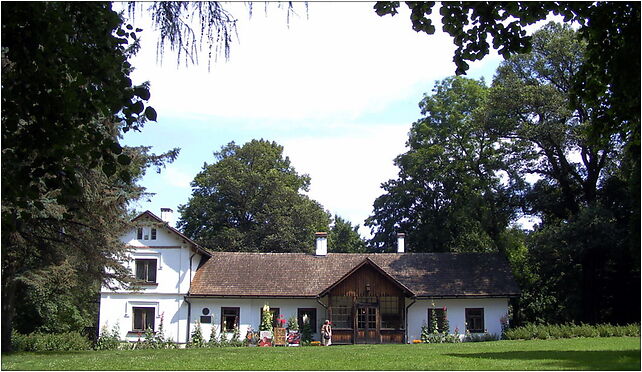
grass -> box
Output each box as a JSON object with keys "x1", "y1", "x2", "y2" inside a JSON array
[{"x1": 2, "y1": 337, "x2": 640, "y2": 370}]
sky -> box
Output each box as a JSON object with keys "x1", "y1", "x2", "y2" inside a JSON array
[{"x1": 119, "y1": 2, "x2": 511, "y2": 237}]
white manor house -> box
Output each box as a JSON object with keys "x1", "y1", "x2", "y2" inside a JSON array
[{"x1": 99, "y1": 209, "x2": 519, "y2": 344}]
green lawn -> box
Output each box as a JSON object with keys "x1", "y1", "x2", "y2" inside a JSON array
[{"x1": 2, "y1": 337, "x2": 639, "y2": 370}]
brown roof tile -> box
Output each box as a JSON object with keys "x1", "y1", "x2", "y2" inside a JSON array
[{"x1": 189, "y1": 252, "x2": 520, "y2": 298}]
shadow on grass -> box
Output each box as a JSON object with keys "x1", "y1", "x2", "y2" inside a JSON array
[{"x1": 446, "y1": 350, "x2": 641, "y2": 370}]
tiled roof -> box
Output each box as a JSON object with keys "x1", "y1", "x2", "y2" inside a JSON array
[{"x1": 189, "y1": 252, "x2": 520, "y2": 298}]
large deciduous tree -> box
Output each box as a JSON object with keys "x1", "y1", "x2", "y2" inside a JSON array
[
  {"x1": 1, "y1": 2, "x2": 176, "y2": 351},
  {"x1": 366, "y1": 76, "x2": 521, "y2": 253},
  {"x1": 367, "y1": 22, "x2": 639, "y2": 325},
  {"x1": 178, "y1": 140, "x2": 330, "y2": 253},
  {"x1": 328, "y1": 215, "x2": 367, "y2": 253}
]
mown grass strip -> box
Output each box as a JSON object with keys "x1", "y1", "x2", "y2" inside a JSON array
[{"x1": 2, "y1": 337, "x2": 640, "y2": 370}]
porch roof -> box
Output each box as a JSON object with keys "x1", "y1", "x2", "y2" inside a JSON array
[{"x1": 189, "y1": 252, "x2": 520, "y2": 298}]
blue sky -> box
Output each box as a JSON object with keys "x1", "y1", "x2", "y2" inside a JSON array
[{"x1": 120, "y1": 2, "x2": 506, "y2": 237}]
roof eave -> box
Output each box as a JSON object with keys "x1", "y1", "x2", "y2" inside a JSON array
[{"x1": 132, "y1": 210, "x2": 211, "y2": 258}]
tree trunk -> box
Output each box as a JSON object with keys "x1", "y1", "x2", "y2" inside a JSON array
[{"x1": 2, "y1": 279, "x2": 17, "y2": 352}]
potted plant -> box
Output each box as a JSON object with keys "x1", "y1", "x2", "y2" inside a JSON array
[{"x1": 286, "y1": 315, "x2": 300, "y2": 346}]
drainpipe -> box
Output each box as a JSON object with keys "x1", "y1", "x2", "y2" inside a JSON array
[
  {"x1": 185, "y1": 296, "x2": 191, "y2": 344},
  {"x1": 185, "y1": 252, "x2": 196, "y2": 344},
  {"x1": 405, "y1": 297, "x2": 416, "y2": 343}
]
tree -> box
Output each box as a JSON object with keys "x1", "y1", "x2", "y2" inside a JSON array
[
  {"x1": 1, "y1": 2, "x2": 176, "y2": 351},
  {"x1": 488, "y1": 22, "x2": 639, "y2": 325},
  {"x1": 366, "y1": 23, "x2": 639, "y2": 325},
  {"x1": 366, "y1": 76, "x2": 521, "y2": 253},
  {"x1": 178, "y1": 140, "x2": 330, "y2": 253},
  {"x1": 374, "y1": 3, "x2": 639, "y2": 226},
  {"x1": 328, "y1": 215, "x2": 366, "y2": 253}
]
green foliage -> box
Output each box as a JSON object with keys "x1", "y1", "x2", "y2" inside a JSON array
[
  {"x1": 366, "y1": 23, "x2": 639, "y2": 327},
  {"x1": 259, "y1": 304, "x2": 273, "y2": 332},
  {"x1": 287, "y1": 315, "x2": 299, "y2": 331},
  {"x1": 300, "y1": 319, "x2": 313, "y2": 344},
  {"x1": 1, "y1": 1, "x2": 180, "y2": 352},
  {"x1": 11, "y1": 330, "x2": 91, "y2": 352},
  {"x1": 178, "y1": 140, "x2": 331, "y2": 253},
  {"x1": 504, "y1": 323, "x2": 641, "y2": 340},
  {"x1": 464, "y1": 332, "x2": 500, "y2": 342},
  {"x1": 366, "y1": 76, "x2": 518, "y2": 253},
  {"x1": 187, "y1": 321, "x2": 206, "y2": 348},
  {"x1": 95, "y1": 324, "x2": 121, "y2": 351},
  {"x1": 328, "y1": 215, "x2": 366, "y2": 253},
  {"x1": 133, "y1": 313, "x2": 177, "y2": 350}
]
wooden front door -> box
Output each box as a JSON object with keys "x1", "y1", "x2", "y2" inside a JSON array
[{"x1": 355, "y1": 306, "x2": 379, "y2": 344}]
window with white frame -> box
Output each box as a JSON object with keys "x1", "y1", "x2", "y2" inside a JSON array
[
  {"x1": 132, "y1": 307, "x2": 155, "y2": 331},
  {"x1": 135, "y1": 259, "x2": 157, "y2": 283}
]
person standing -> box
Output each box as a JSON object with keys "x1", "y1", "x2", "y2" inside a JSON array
[{"x1": 321, "y1": 320, "x2": 332, "y2": 346}]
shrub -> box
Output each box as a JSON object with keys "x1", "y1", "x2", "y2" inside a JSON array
[
  {"x1": 464, "y1": 331, "x2": 499, "y2": 342},
  {"x1": 504, "y1": 323, "x2": 640, "y2": 340},
  {"x1": 625, "y1": 324, "x2": 640, "y2": 337},
  {"x1": 187, "y1": 321, "x2": 206, "y2": 348},
  {"x1": 287, "y1": 315, "x2": 299, "y2": 331},
  {"x1": 12, "y1": 330, "x2": 91, "y2": 351},
  {"x1": 95, "y1": 323, "x2": 121, "y2": 350}
]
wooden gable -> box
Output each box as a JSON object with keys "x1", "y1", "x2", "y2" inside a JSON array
[{"x1": 322, "y1": 258, "x2": 413, "y2": 298}]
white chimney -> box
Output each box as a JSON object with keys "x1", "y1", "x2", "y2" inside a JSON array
[
  {"x1": 315, "y1": 232, "x2": 328, "y2": 256},
  {"x1": 160, "y1": 208, "x2": 173, "y2": 224},
  {"x1": 397, "y1": 233, "x2": 405, "y2": 253}
]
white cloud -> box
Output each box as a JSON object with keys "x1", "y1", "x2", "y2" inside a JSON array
[
  {"x1": 127, "y1": 3, "x2": 457, "y2": 123},
  {"x1": 162, "y1": 166, "x2": 193, "y2": 189},
  {"x1": 281, "y1": 123, "x2": 409, "y2": 237}
]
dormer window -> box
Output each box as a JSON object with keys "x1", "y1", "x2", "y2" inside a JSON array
[
  {"x1": 151, "y1": 228, "x2": 157, "y2": 240},
  {"x1": 137, "y1": 228, "x2": 143, "y2": 240},
  {"x1": 135, "y1": 259, "x2": 157, "y2": 283}
]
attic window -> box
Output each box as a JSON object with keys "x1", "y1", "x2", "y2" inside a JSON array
[
  {"x1": 137, "y1": 228, "x2": 143, "y2": 240},
  {"x1": 151, "y1": 228, "x2": 157, "y2": 240}
]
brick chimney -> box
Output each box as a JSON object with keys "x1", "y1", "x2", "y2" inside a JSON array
[
  {"x1": 315, "y1": 232, "x2": 328, "y2": 256},
  {"x1": 397, "y1": 233, "x2": 405, "y2": 253}
]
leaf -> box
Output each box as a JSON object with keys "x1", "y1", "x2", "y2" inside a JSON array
[
  {"x1": 134, "y1": 86, "x2": 151, "y2": 101},
  {"x1": 145, "y1": 106, "x2": 158, "y2": 121},
  {"x1": 130, "y1": 100, "x2": 144, "y2": 114}
]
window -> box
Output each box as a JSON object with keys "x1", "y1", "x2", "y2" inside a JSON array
[
  {"x1": 151, "y1": 228, "x2": 157, "y2": 240},
  {"x1": 135, "y1": 259, "x2": 157, "y2": 283},
  {"x1": 427, "y1": 308, "x2": 447, "y2": 333},
  {"x1": 297, "y1": 308, "x2": 317, "y2": 333},
  {"x1": 133, "y1": 307, "x2": 155, "y2": 331},
  {"x1": 330, "y1": 296, "x2": 353, "y2": 329},
  {"x1": 221, "y1": 307, "x2": 239, "y2": 332},
  {"x1": 465, "y1": 308, "x2": 484, "y2": 333},
  {"x1": 260, "y1": 307, "x2": 281, "y2": 328},
  {"x1": 137, "y1": 228, "x2": 143, "y2": 240},
  {"x1": 381, "y1": 296, "x2": 403, "y2": 329}
]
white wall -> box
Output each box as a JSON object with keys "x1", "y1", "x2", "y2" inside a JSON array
[
  {"x1": 104, "y1": 223, "x2": 202, "y2": 294},
  {"x1": 99, "y1": 220, "x2": 202, "y2": 344},
  {"x1": 188, "y1": 298, "x2": 327, "y2": 342},
  {"x1": 406, "y1": 298, "x2": 509, "y2": 342},
  {"x1": 99, "y1": 293, "x2": 189, "y2": 343}
]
